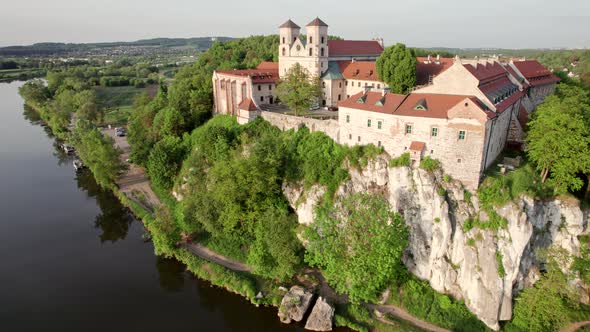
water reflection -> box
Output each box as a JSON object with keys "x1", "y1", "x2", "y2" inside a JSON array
[
  {"x1": 75, "y1": 169, "x2": 133, "y2": 243},
  {"x1": 156, "y1": 256, "x2": 186, "y2": 292}
]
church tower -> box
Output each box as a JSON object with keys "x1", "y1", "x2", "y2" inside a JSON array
[
  {"x1": 305, "y1": 17, "x2": 329, "y2": 77},
  {"x1": 278, "y1": 19, "x2": 301, "y2": 78}
]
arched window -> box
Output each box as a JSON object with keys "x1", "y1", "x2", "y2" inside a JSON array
[
  {"x1": 322, "y1": 81, "x2": 326, "y2": 88},
  {"x1": 321, "y1": 36, "x2": 325, "y2": 44},
  {"x1": 320, "y1": 48, "x2": 324, "y2": 57},
  {"x1": 309, "y1": 48, "x2": 313, "y2": 56},
  {"x1": 282, "y1": 48, "x2": 286, "y2": 56}
]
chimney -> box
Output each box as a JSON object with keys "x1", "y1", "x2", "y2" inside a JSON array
[
  {"x1": 382, "y1": 87, "x2": 390, "y2": 96},
  {"x1": 351, "y1": 58, "x2": 356, "y2": 63},
  {"x1": 427, "y1": 55, "x2": 431, "y2": 63},
  {"x1": 436, "y1": 54, "x2": 440, "y2": 61},
  {"x1": 374, "y1": 37, "x2": 384, "y2": 48}
]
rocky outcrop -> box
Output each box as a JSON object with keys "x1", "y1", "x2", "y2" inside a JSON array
[
  {"x1": 284, "y1": 155, "x2": 589, "y2": 330},
  {"x1": 305, "y1": 297, "x2": 334, "y2": 331},
  {"x1": 278, "y1": 286, "x2": 314, "y2": 324}
]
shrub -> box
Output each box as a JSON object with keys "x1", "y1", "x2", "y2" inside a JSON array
[
  {"x1": 420, "y1": 156, "x2": 440, "y2": 172},
  {"x1": 496, "y1": 251, "x2": 506, "y2": 278},
  {"x1": 437, "y1": 187, "x2": 447, "y2": 197},
  {"x1": 443, "y1": 174, "x2": 451, "y2": 183},
  {"x1": 467, "y1": 238, "x2": 476, "y2": 247},
  {"x1": 389, "y1": 152, "x2": 411, "y2": 167}
]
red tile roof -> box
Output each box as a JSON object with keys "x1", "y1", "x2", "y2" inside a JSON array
[
  {"x1": 409, "y1": 141, "x2": 425, "y2": 151},
  {"x1": 328, "y1": 40, "x2": 383, "y2": 57},
  {"x1": 395, "y1": 93, "x2": 480, "y2": 119},
  {"x1": 215, "y1": 63, "x2": 279, "y2": 84},
  {"x1": 495, "y1": 90, "x2": 524, "y2": 113},
  {"x1": 512, "y1": 60, "x2": 561, "y2": 87},
  {"x1": 416, "y1": 57, "x2": 454, "y2": 86},
  {"x1": 338, "y1": 91, "x2": 486, "y2": 120},
  {"x1": 338, "y1": 61, "x2": 380, "y2": 81},
  {"x1": 256, "y1": 62, "x2": 279, "y2": 70},
  {"x1": 464, "y1": 62, "x2": 508, "y2": 83},
  {"x1": 338, "y1": 91, "x2": 406, "y2": 114},
  {"x1": 238, "y1": 98, "x2": 258, "y2": 112}
]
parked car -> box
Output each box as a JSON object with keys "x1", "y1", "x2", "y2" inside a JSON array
[
  {"x1": 328, "y1": 106, "x2": 339, "y2": 112},
  {"x1": 115, "y1": 127, "x2": 126, "y2": 137},
  {"x1": 62, "y1": 144, "x2": 74, "y2": 154}
]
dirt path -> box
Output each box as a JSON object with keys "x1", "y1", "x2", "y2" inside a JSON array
[
  {"x1": 561, "y1": 321, "x2": 590, "y2": 332},
  {"x1": 366, "y1": 304, "x2": 451, "y2": 332},
  {"x1": 103, "y1": 128, "x2": 161, "y2": 211},
  {"x1": 183, "y1": 243, "x2": 252, "y2": 273}
]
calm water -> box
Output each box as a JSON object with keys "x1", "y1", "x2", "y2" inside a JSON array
[{"x1": 0, "y1": 81, "x2": 331, "y2": 332}]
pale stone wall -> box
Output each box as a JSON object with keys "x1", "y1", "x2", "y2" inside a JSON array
[
  {"x1": 344, "y1": 79, "x2": 385, "y2": 97},
  {"x1": 237, "y1": 109, "x2": 260, "y2": 125},
  {"x1": 339, "y1": 100, "x2": 488, "y2": 189},
  {"x1": 482, "y1": 105, "x2": 515, "y2": 169},
  {"x1": 528, "y1": 84, "x2": 556, "y2": 107},
  {"x1": 212, "y1": 72, "x2": 252, "y2": 115},
  {"x1": 259, "y1": 111, "x2": 340, "y2": 142},
  {"x1": 252, "y1": 82, "x2": 277, "y2": 105}
]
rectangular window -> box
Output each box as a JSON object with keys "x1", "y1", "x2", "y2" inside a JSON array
[
  {"x1": 431, "y1": 127, "x2": 438, "y2": 137},
  {"x1": 358, "y1": 82, "x2": 361, "y2": 87},
  {"x1": 377, "y1": 121, "x2": 382, "y2": 129},
  {"x1": 339, "y1": 82, "x2": 342, "y2": 88},
  {"x1": 338, "y1": 94, "x2": 341, "y2": 101},
  {"x1": 377, "y1": 84, "x2": 381, "y2": 89},
  {"x1": 346, "y1": 115, "x2": 350, "y2": 123},
  {"x1": 405, "y1": 124, "x2": 412, "y2": 134},
  {"x1": 357, "y1": 136, "x2": 361, "y2": 142},
  {"x1": 260, "y1": 96, "x2": 264, "y2": 102},
  {"x1": 345, "y1": 81, "x2": 348, "y2": 86},
  {"x1": 257, "y1": 85, "x2": 261, "y2": 91},
  {"x1": 378, "y1": 141, "x2": 382, "y2": 147},
  {"x1": 367, "y1": 119, "x2": 372, "y2": 127},
  {"x1": 269, "y1": 85, "x2": 272, "y2": 90},
  {"x1": 321, "y1": 36, "x2": 325, "y2": 44},
  {"x1": 458, "y1": 130, "x2": 466, "y2": 140},
  {"x1": 349, "y1": 134, "x2": 352, "y2": 140}
]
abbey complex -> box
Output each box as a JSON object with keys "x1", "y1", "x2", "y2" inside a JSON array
[{"x1": 212, "y1": 18, "x2": 560, "y2": 189}]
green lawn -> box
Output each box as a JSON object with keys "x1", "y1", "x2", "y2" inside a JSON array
[
  {"x1": 94, "y1": 85, "x2": 158, "y2": 126},
  {"x1": 103, "y1": 105, "x2": 133, "y2": 126}
]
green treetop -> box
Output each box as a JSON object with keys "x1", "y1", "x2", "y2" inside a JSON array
[
  {"x1": 376, "y1": 43, "x2": 417, "y2": 94},
  {"x1": 275, "y1": 63, "x2": 321, "y2": 116}
]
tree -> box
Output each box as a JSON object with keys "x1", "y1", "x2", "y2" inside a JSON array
[
  {"x1": 304, "y1": 193, "x2": 409, "y2": 303},
  {"x1": 153, "y1": 107, "x2": 186, "y2": 138},
  {"x1": 247, "y1": 207, "x2": 302, "y2": 280},
  {"x1": 147, "y1": 135, "x2": 187, "y2": 190},
  {"x1": 376, "y1": 43, "x2": 417, "y2": 94},
  {"x1": 275, "y1": 63, "x2": 321, "y2": 116},
  {"x1": 526, "y1": 85, "x2": 590, "y2": 194},
  {"x1": 71, "y1": 120, "x2": 125, "y2": 188},
  {"x1": 507, "y1": 248, "x2": 580, "y2": 332}
]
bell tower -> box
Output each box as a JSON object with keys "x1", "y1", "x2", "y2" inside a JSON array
[
  {"x1": 278, "y1": 19, "x2": 301, "y2": 78},
  {"x1": 305, "y1": 17, "x2": 329, "y2": 77}
]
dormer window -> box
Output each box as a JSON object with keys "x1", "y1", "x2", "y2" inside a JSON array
[
  {"x1": 414, "y1": 98, "x2": 428, "y2": 111},
  {"x1": 375, "y1": 97, "x2": 386, "y2": 106},
  {"x1": 357, "y1": 95, "x2": 367, "y2": 103}
]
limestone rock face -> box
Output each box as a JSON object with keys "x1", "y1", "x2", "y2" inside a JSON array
[
  {"x1": 283, "y1": 155, "x2": 589, "y2": 331},
  {"x1": 278, "y1": 286, "x2": 314, "y2": 324},
  {"x1": 305, "y1": 297, "x2": 334, "y2": 331}
]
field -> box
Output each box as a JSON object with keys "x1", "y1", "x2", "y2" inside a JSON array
[{"x1": 94, "y1": 84, "x2": 158, "y2": 126}]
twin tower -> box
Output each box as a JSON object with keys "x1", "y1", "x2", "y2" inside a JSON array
[{"x1": 278, "y1": 18, "x2": 330, "y2": 79}]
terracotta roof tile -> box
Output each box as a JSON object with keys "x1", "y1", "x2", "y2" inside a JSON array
[
  {"x1": 338, "y1": 61, "x2": 380, "y2": 81},
  {"x1": 464, "y1": 62, "x2": 508, "y2": 83},
  {"x1": 395, "y1": 93, "x2": 479, "y2": 119},
  {"x1": 328, "y1": 40, "x2": 383, "y2": 57},
  {"x1": 337, "y1": 91, "x2": 406, "y2": 114},
  {"x1": 409, "y1": 141, "x2": 425, "y2": 151},
  {"x1": 416, "y1": 57, "x2": 454, "y2": 85},
  {"x1": 512, "y1": 60, "x2": 561, "y2": 87},
  {"x1": 238, "y1": 98, "x2": 258, "y2": 112},
  {"x1": 215, "y1": 64, "x2": 279, "y2": 84}
]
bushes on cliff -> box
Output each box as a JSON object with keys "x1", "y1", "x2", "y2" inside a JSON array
[
  {"x1": 147, "y1": 135, "x2": 188, "y2": 190},
  {"x1": 305, "y1": 193, "x2": 408, "y2": 303}
]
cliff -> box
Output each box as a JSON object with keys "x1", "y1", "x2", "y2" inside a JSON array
[{"x1": 283, "y1": 155, "x2": 589, "y2": 330}]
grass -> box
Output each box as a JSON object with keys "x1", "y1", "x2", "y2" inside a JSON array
[
  {"x1": 104, "y1": 105, "x2": 133, "y2": 126},
  {"x1": 94, "y1": 85, "x2": 156, "y2": 109}
]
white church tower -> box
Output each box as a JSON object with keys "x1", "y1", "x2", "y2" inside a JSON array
[{"x1": 278, "y1": 18, "x2": 329, "y2": 79}]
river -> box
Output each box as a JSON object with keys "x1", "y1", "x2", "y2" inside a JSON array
[{"x1": 0, "y1": 81, "x2": 329, "y2": 331}]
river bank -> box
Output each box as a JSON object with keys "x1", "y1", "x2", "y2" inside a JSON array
[{"x1": 1, "y1": 80, "x2": 319, "y2": 332}]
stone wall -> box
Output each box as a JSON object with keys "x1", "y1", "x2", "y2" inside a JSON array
[{"x1": 260, "y1": 111, "x2": 340, "y2": 143}]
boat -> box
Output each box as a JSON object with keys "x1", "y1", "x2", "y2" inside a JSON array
[{"x1": 73, "y1": 159, "x2": 86, "y2": 171}]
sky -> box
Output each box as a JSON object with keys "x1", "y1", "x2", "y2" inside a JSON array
[{"x1": 1, "y1": 0, "x2": 589, "y2": 49}]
